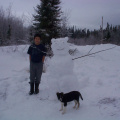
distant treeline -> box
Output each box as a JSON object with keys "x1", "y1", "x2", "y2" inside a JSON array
[
  {"x1": 0, "y1": 5, "x2": 120, "y2": 47},
  {"x1": 68, "y1": 23, "x2": 120, "y2": 45}
]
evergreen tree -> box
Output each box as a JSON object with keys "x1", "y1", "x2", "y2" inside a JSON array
[
  {"x1": 110, "y1": 24, "x2": 113, "y2": 31},
  {"x1": 81, "y1": 29, "x2": 86, "y2": 38},
  {"x1": 72, "y1": 26, "x2": 75, "y2": 39},
  {"x1": 93, "y1": 29, "x2": 98, "y2": 38},
  {"x1": 87, "y1": 29, "x2": 90, "y2": 38},
  {"x1": 33, "y1": 0, "x2": 62, "y2": 45},
  {"x1": 0, "y1": 32, "x2": 2, "y2": 46},
  {"x1": 113, "y1": 26, "x2": 117, "y2": 32},
  {"x1": 106, "y1": 22, "x2": 110, "y2": 31},
  {"x1": 106, "y1": 31, "x2": 111, "y2": 40},
  {"x1": 68, "y1": 26, "x2": 74, "y2": 38},
  {"x1": 7, "y1": 25, "x2": 11, "y2": 40}
]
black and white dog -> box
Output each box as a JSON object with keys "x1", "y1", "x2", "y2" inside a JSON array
[{"x1": 56, "y1": 91, "x2": 83, "y2": 114}]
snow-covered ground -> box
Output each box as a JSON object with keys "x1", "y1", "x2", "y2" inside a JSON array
[{"x1": 0, "y1": 38, "x2": 120, "y2": 120}]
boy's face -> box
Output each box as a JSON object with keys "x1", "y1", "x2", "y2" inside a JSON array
[{"x1": 34, "y1": 37, "x2": 40, "y2": 45}]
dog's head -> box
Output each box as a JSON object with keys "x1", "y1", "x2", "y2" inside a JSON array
[{"x1": 56, "y1": 92, "x2": 64, "y2": 102}]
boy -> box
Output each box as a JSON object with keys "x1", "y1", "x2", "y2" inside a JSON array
[{"x1": 27, "y1": 33, "x2": 46, "y2": 95}]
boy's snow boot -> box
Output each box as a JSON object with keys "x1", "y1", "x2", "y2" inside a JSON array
[
  {"x1": 35, "y1": 83, "x2": 39, "y2": 94},
  {"x1": 29, "y1": 82, "x2": 34, "y2": 95}
]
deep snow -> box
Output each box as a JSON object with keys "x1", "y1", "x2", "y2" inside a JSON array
[{"x1": 0, "y1": 37, "x2": 120, "y2": 120}]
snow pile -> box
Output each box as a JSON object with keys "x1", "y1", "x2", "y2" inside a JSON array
[{"x1": 45, "y1": 38, "x2": 79, "y2": 100}]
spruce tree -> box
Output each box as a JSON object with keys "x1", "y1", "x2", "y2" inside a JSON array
[
  {"x1": 106, "y1": 23, "x2": 110, "y2": 31},
  {"x1": 33, "y1": 0, "x2": 62, "y2": 45},
  {"x1": 106, "y1": 31, "x2": 111, "y2": 40},
  {"x1": 110, "y1": 24, "x2": 113, "y2": 31},
  {"x1": 7, "y1": 25, "x2": 11, "y2": 40},
  {"x1": 0, "y1": 33, "x2": 2, "y2": 46},
  {"x1": 87, "y1": 29, "x2": 90, "y2": 38}
]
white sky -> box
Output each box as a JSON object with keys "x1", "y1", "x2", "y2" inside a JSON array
[{"x1": 1, "y1": 0, "x2": 120, "y2": 30}]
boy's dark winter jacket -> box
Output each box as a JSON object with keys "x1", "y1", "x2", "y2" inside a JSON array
[{"x1": 27, "y1": 43, "x2": 46, "y2": 63}]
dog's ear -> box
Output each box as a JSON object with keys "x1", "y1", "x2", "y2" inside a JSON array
[
  {"x1": 56, "y1": 92, "x2": 60, "y2": 100},
  {"x1": 56, "y1": 92, "x2": 59, "y2": 95}
]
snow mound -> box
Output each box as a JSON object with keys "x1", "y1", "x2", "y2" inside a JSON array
[{"x1": 42, "y1": 38, "x2": 79, "y2": 100}]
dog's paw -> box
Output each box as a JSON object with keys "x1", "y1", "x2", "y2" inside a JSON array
[
  {"x1": 76, "y1": 107, "x2": 79, "y2": 110},
  {"x1": 62, "y1": 111, "x2": 65, "y2": 114},
  {"x1": 59, "y1": 109, "x2": 63, "y2": 111},
  {"x1": 73, "y1": 106, "x2": 76, "y2": 109}
]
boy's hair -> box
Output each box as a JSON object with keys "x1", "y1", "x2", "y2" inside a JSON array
[{"x1": 34, "y1": 33, "x2": 41, "y2": 39}]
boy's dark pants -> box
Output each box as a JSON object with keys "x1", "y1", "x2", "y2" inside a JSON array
[
  {"x1": 30, "y1": 61, "x2": 43, "y2": 84},
  {"x1": 29, "y1": 61, "x2": 43, "y2": 94}
]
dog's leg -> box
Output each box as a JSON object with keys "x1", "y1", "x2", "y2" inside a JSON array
[
  {"x1": 73, "y1": 100, "x2": 77, "y2": 109},
  {"x1": 62, "y1": 103, "x2": 67, "y2": 114},
  {"x1": 62, "y1": 107, "x2": 66, "y2": 114},
  {"x1": 59, "y1": 102, "x2": 63, "y2": 111},
  {"x1": 76, "y1": 101, "x2": 80, "y2": 110}
]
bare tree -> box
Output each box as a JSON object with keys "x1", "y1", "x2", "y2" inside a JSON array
[
  {"x1": 0, "y1": 5, "x2": 28, "y2": 46},
  {"x1": 60, "y1": 10, "x2": 70, "y2": 37}
]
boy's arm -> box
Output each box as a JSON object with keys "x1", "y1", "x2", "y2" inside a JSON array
[
  {"x1": 42, "y1": 56, "x2": 45, "y2": 63},
  {"x1": 29, "y1": 55, "x2": 31, "y2": 61},
  {"x1": 27, "y1": 46, "x2": 32, "y2": 62}
]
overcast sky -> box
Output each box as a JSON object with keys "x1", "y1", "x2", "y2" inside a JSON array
[{"x1": 1, "y1": 0, "x2": 120, "y2": 30}]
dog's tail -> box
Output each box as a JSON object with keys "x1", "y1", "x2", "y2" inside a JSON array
[{"x1": 79, "y1": 92, "x2": 83, "y2": 100}]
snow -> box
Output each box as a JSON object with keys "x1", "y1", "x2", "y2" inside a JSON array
[{"x1": 0, "y1": 38, "x2": 120, "y2": 120}]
